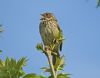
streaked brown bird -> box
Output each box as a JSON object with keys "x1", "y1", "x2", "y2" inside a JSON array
[{"x1": 39, "y1": 13, "x2": 63, "y2": 65}]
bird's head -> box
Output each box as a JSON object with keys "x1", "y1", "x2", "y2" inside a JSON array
[{"x1": 40, "y1": 12, "x2": 57, "y2": 21}]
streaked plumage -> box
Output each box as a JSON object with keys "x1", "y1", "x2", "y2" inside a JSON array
[{"x1": 39, "y1": 13, "x2": 63, "y2": 65}]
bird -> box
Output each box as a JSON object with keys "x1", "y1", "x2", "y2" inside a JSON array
[{"x1": 39, "y1": 12, "x2": 63, "y2": 65}]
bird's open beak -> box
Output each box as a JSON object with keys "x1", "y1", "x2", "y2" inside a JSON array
[
  {"x1": 40, "y1": 14, "x2": 44, "y2": 16},
  {"x1": 40, "y1": 14, "x2": 44, "y2": 20}
]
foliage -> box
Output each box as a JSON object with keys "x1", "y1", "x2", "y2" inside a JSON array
[
  {"x1": 97, "y1": 0, "x2": 100, "y2": 7},
  {"x1": 36, "y1": 42, "x2": 70, "y2": 78},
  {"x1": 57, "y1": 73, "x2": 70, "y2": 78},
  {"x1": 48, "y1": 73, "x2": 70, "y2": 78},
  {"x1": 0, "y1": 56, "x2": 47, "y2": 78},
  {"x1": 36, "y1": 43, "x2": 43, "y2": 51},
  {"x1": 0, "y1": 50, "x2": 2, "y2": 54},
  {"x1": 0, "y1": 57, "x2": 27, "y2": 78},
  {"x1": 23, "y1": 73, "x2": 45, "y2": 78}
]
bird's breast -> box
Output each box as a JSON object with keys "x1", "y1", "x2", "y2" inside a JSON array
[
  {"x1": 45, "y1": 21, "x2": 59, "y2": 38},
  {"x1": 40, "y1": 21, "x2": 59, "y2": 45}
]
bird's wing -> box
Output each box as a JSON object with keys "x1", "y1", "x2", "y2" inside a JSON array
[
  {"x1": 39, "y1": 22, "x2": 42, "y2": 36},
  {"x1": 57, "y1": 24, "x2": 63, "y2": 51},
  {"x1": 39, "y1": 22, "x2": 46, "y2": 45}
]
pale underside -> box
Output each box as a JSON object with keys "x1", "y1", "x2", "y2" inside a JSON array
[{"x1": 40, "y1": 21, "x2": 59, "y2": 46}]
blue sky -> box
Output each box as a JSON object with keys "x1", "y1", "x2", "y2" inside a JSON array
[{"x1": 0, "y1": 0, "x2": 100, "y2": 78}]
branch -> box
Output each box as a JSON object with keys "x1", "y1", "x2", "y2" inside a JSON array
[{"x1": 45, "y1": 49, "x2": 57, "y2": 78}]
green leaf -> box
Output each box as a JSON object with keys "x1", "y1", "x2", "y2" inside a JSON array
[
  {"x1": 41, "y1": 67, "x2": 51, "y2": 72},
  {"x1": 17, "y1": 57, "x2": 27, "y2": 69},
  {"x1": 23, "y1": 73, "x2": 36, "y2": 78},
  {"x1": 57, "y1": 73, "x2": 70, "y2": 78},
  {"x1": 23, "y1": 73, "x2": 45, "y2": 78},
  {"x1": 0, "y1": 59, "x2": 4, "y2": 68},
  {"x1": 0, "y1": 50, "x2": 2, "y2": 54},
  {"x1": 97, "y1": 0, "x2": 100, "y2": 7},
  {"x1": 54, "y1": 55, "x2": 65, "y2": 71},
  {"x1": 36, "y1": 43, "x2": 43, "y2": 51},
  {"x1": 5, "y1": 57, "x2": 10, "y2": 66}
]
